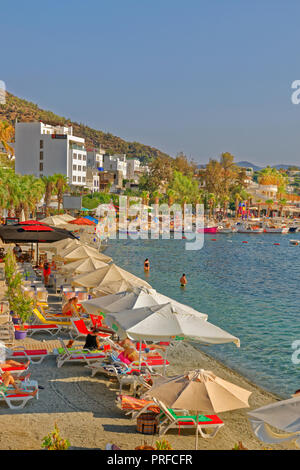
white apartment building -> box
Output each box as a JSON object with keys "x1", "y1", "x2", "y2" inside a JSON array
[
  {"x1": 86, "y1": 147, "x2": 105, "y2": 169},
  {"x1": 126, "y1": 158, "x2": 140, "y2": 179},
  {"x1": 103, "y1": 154, "x2": 127, "y2": 178},
  {"x1": 86, "y1": 168, "x2": 100, "y2": 192},
  {"x1": 15, "y1": 122, "x2": 87, "y2": 186}
]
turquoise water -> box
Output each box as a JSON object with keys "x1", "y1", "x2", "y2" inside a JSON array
[{"x1": 105, "y1": 232, "x2": 300, "y2": 398}]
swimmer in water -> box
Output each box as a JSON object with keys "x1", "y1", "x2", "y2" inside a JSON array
[
  {"x1": 180, "y1": 273, "x2": 187, "y2": 287},
  {"x1": 144, "y1": 258, "x2": 150, "y2": 272}
]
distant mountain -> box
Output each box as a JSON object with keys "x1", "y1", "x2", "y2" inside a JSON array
[
  {"x1": 272, "y1": 164, "x2": 299, "y2": 170},
  {"x1": 236, "y1": 161, "x2": 300, "y2": 171},
  {"x1": 236, "y1": 161, "x2": 262, "y2": 171}
]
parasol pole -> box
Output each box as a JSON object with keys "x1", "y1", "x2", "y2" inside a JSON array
[
  {"x1": 138, "y1": 338, "x2": 142, "y2": 370},
  {"x1": 36, "y1": 242, "x2": 39, "y2": 268},
  {"x1": 195, "y1": 413, "x2": 199, "y2": 450},
  {"x1": 163, "y1": 343, "x2": 168, "y2": 377}
]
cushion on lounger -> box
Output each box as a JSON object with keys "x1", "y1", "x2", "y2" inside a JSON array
[{"x1": 12, "y1": 349, "x2": 47, "y2": 356}]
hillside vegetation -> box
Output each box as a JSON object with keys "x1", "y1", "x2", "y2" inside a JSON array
[{"x1": 0, "y1": 92, "x2": 171, "y2": 163}]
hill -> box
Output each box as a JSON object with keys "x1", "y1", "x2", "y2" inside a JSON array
[
  {"x1": 0, "y1": 92, "x2": 171, "y2": 164},
  {"x1": 236, "y1": 161, "x2": 262, "y2": 171}
]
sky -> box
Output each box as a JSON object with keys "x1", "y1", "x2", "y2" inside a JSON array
[{"x1": 1, "y1": 0, "x2": 300, "y2": 166}]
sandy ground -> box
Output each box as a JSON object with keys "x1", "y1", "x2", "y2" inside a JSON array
[{"x1": 0, "y1": 262, "x2": 297, "y2": 451}]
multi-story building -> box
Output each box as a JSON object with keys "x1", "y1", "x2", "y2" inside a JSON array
[
  {"x1": 15, "y1": 121, "x2": 87, "y2": 186},
  {"x1": 103, "y1": 154, "x2": 127, "y2": 178},
  {"x1": 86, "y1": 147, "x2": 105, "y2": 169},
  {"x1": 85, "y1": 167, "x2": 100, "y2": 192}
]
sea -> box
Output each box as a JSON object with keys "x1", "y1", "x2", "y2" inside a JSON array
[{"x1": 105, "y1": 231, "x2": 300, "y2": 398}]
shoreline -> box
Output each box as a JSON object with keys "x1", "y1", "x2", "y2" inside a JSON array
[{"x1": 0, "y1": 246, "x2": 295, "y2": 450}]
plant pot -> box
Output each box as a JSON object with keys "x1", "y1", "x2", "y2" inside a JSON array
[
  {"x1": 12, "y1": 316, "x2": 20, "y2": 325},
  {"x1": 134, "y1": 446, "x2": 155, "y2": 450},
  {"x1": 14, "y1": 330, "x2": 27, "y2": 340}
]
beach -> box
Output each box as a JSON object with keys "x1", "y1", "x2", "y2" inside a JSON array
[{"x1": 0, "y1": 274, "x2": 296, "y2": 451}]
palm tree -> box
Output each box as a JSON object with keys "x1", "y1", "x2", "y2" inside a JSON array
[
  {"x1": 265, "y1": 199, "x2": 274, "y2": 217},
  {"x1": 42, "y1": 175, "x2": 56, "y2": 216},
  {"x1": 278, "y1": 198, "x2": 287, "y2": 218},
  {"x1": 152, "y1": 190, "x2": 161, "y2": 206},
  {"x1": 167, "y1": 189, "x2": 175, "y2": 207},
  {"x1": 53, "y1": 174, "x2": 69, "y2": 212}
]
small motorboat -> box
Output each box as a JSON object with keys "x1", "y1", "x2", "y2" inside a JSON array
[
  {"x1": 236, "y1": 222, "x2": 264, "y2": 233},
  {"x1": 264, "y1": 226, "x2": 289, "y2": 234},
  {"x1": 289, "y1": 239, "x2": 300, "y2": 245}
]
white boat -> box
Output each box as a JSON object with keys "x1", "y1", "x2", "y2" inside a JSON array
[
  {"x1": 289, "y1": 239, "x2": 300, "y2": 245},
  {"x1": 236, "y1": 222, "x2": 264, "y2": 233},
  {"x1": 217, "y1": 224, "x2": 237, "y2": 233},
  {"x1": 264, "y1": 226, "x2": 289, "y2": 234}
]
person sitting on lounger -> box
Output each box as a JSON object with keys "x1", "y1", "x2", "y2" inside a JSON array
[
  {"x1": 0, "y1": 370, "x2": 37, "y2": 397},
  {"x1": 117, "y1": 339, "x2": 162, "y2": 365},
  {"x1": 61, "y1": 297, "x2": 79, "y2": 317},
  {"x1": 83, "y1": 327, "x2": 102, "y2": 351},
  {"x1": 0, "y1": 341, "x2": 30, "y2": 369}
]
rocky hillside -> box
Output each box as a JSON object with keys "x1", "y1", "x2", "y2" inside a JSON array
[{"x1": 0, "y1": 92, "x2": 171, "y2": 163}]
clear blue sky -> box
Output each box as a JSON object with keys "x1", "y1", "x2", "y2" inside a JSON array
[{"x1": 1, "y1": 0, "x2": 300, "y2": 166}]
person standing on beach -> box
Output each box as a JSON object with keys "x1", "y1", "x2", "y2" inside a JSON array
[
  {"x1": 144, "y1": 258, "x2": 150, "y2": 272},
  {"x1": 180, "y1": 273, "x2": 187, "y2": 287},
  {"x1": 43, "y1": 262, "x2": 51, "y2": 287}
]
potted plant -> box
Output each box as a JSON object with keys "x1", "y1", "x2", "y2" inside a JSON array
[{"x1": 12, "y1": 291, "x2": 34, "y2": 340}]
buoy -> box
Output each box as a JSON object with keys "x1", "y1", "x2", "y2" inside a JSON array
[
  {"x1": 274, "y1": 243, "x2": 280, "y2": 245},
  {"x1": 242, "y1": 241, "x2": 248, "y2": 244},
  {"x1": 211, "y1": 239, "x2": 217, "y2": 241}
]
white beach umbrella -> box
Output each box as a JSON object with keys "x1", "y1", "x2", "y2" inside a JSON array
[
  {"x1": 57, "y1": 214, "x2": 75, "y2": 222},
  {"x1": 39, "y1": 216, "x2": 69, "y2": 226},
  {"x1": 44, "y1": 238, "x2": 81, "y2": 253},
  {"x1": 81, "y1": 286, "x2": 208, "y2": 320},
  {"x1": 59, "y1": 257, "x2": 108, "y2": 275},
  {"x1": 72, "y1": 263, "x2": 151, "y2": 294},
  {"x1": 105, "y1": 302, "x2": 240, "y2": 347},
  {"x1": 59, "y1": 245, "x2": 112, "y2": 263},
  {"x1": 248, "y1": 396, "x2": 300, "y2": 447}
]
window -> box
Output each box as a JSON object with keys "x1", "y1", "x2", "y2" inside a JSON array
[
  {"x1": 39, "y1": 162, "x2": 43, "y2": 171},
  {"x1": 78, "y1": 154, "x2": 82, "y2": 160},
  {"x1": 73, "y1": 153, "x2": 77, "y2": 159},
  {"x1": 82, "y1": 155, "x2": 86, "y2": 161},
  {"x1": 40, "y1": 140, "x2": 43, "y2": 149},
  {"x1": 78, "y1": 176, "x2": 81, "y2": 182},
  {"x1": 40, "y1": 151, "x2": 43, "y2": 160},
  {"x1": 82, "y1": 177, "x2": 85, "y2": 182},
  {"x1": 78, "y1": 165, "x2": 81, "y2": 171},
  {"x1": 73, "y1": 165, "x2": 77, "y2": 171},
  {"x1": 73, "y1": 176, "x2": 76, "y2": 182}
]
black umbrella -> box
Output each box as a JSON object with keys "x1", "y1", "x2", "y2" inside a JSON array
[{"x1": 0, "y1": 222, "x2": 77, "y2": 266}]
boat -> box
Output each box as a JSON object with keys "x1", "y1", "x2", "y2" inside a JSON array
[
  {"x1": 263, "y1": 225, "x2": 289, "y2": 234},
  {"x1": 236, "y1": 222, "x2": 264, "y2": 233},
  {"x1": 289, "y1": 239, "x2": 299, "y2": 245},
  {"x1": 217, "y1": 223, "x2": 237, "y2": 233},
  {"x1": 196, "y1": 226, "x2": 218, "y2": 234}
]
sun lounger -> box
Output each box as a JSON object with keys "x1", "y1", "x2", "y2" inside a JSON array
[
  {"x1": 0, "y1": 379, "x2": 39, "y2": 409},
  {"x1": 56, "y1": 338, "x2": 107, "y2": 368},
  {"x1": 0, "y1": 363, "x2": 30, "y2": 376},
  {"x1": 6, "y1": 346, "x2": 48, "y2": 364},
  {"x1": 116, "y1": 394, "x2": 161, "y2": 417},
  {"x1": 86, "y1": 353, "x2": 154, "y2": 395},
  {"x1": 14, "y1": 323, "x2": 62, "y2": 337},
  {"x1": 32, "y1": 308, "x2": 72, "y2": 328},
  {"x1": 154, "y1": 398, "x2": 224, "y2": 438},
  {"x1": 69, "y1": 318, "x2": 111, "y2": 340}
]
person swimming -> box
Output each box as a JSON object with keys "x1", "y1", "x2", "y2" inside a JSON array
[
  {"x1": 180, "y1": 273, "x2": 187, "y2": 287},
  {"x1": 144, "y1": 258, "x2": 150, "y2": 271}
]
